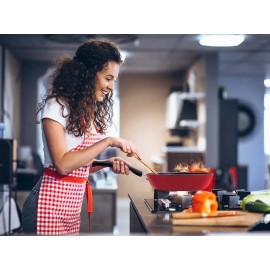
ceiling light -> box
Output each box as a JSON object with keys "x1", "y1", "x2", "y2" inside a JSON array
[
  {"x1": 264, "y1": 79, "x2": 270, "y2": 87},
  {"x1": 120, "y1": 50, "x2": 128, "y2": 61},
  {"x1": 199, "y1": 34, "x2": 245, "y2": 47}
]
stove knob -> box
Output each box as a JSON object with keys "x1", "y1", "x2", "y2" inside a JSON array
[
  {"x1": 212, "y1": 189, "x2": 227, "y2": 210},
  {"x1": 221, "y1": 193, "x2": 240, "y2": 210}
]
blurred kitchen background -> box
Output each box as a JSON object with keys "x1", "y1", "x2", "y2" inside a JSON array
[{"x1": 0, "y1": 34, "x2": 270, "y2": 234}]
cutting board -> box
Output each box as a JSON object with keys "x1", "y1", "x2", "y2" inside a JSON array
[{"x1": 171, "y1": 211, "x2": 263, "y2": 227}]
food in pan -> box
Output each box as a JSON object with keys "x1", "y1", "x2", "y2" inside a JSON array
[{"x1": 174, "y1": 162, "x2": 211, "y2": 173}]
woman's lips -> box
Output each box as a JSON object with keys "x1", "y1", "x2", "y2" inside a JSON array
[{"x1": 100, "y1": 89, "x2": 108, "y2": 97}]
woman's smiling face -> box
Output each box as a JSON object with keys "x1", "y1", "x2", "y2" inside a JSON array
[{"x1": 95, "y1": 61, "x2": 120, "y2": 102}]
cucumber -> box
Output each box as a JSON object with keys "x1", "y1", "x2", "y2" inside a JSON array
[
  {"x1": 241, "y1": 192, "x2": 270, "y2": 210},
  {"x1": 244, "y1": 200, "x2": 270, "y2": 213}
]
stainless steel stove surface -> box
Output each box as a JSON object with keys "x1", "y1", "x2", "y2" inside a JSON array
[
  {"x1": 144, "y1": 199, "x2": 185, "y2": 213},
  {"x1": 144, "y1": 190, "x2": 193, "y2": 213},
  {"x1": 144, "y1": 188, "x2": 252, "y2": 213}
]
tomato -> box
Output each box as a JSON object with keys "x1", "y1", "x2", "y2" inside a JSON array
[{"x1": 192, "y1": 190, "x2": 218, "y2": 214}]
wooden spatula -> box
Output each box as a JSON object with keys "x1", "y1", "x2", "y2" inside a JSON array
[{"x1": 133, "y1": 153, "x2": 158, "y2": 174}]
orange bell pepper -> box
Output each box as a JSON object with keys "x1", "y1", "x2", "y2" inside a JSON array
[{"x1": 192, "y1": 190, "x2": 218, "y2": 214}]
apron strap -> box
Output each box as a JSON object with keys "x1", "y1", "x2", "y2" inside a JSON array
[{"x1": 85, "y1": 181, "x2": 93, "y2": 232}]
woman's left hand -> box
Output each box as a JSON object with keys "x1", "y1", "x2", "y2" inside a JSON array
[{"x1": 108, "y1": 157, "x2": 131, "y2": 175}]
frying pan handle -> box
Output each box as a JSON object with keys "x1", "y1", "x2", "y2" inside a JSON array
[{"x1": 92, "y1": 161, "x2": 143, "y2": 177}]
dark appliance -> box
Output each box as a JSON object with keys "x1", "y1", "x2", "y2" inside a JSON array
[
  {"x1": 0, "y1": 139, "x2": 21, "y2": 234},
  {"x1": 217, "y1": 99, "x2": 248, "y2": 191}
]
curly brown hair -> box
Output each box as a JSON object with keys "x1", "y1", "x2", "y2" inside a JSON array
[{"x1": 37, "y1": 39, "x2": 123, "y2": 136}]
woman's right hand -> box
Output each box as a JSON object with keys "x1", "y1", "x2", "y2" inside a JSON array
[{"x1": 106, "y1": 136, "x2": 141, "y2": 158}]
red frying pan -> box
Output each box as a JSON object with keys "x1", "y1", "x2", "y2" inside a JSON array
[
  {"x1": 146, "y1": 172, "x2": 214, "y2": 191},
  {"x1": 133, "y1": 153, "x2": 214, "y2": 191},
  {"x1": 92, "y1": 161, "x2": 214, "y2": 192}
]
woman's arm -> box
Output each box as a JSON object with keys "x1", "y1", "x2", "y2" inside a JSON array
[{"x1": 43, "y1": 118, "x2": 138, "y2": 175}]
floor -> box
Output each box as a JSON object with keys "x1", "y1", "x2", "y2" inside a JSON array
[
  {"x1": 9, "y1": 191, "x2": 130, "y2": 235},
  {"x1": 114, "y1": 198, "x2": 130, "y2": 235}
]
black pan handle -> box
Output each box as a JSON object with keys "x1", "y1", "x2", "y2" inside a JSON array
[{"x1": 92, "y1": 161, "x2": 143, "y2": 177}]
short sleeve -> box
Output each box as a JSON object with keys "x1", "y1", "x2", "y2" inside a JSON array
[{"x1": 41, "y1": 98, "x2": 68, "y2": 128}]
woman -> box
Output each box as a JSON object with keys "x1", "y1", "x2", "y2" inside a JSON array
[{"x1": 22, "y1": 39, "x2": 140, "y2": 235}]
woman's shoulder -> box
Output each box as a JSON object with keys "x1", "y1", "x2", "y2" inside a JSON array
[
  {"x1": 42, "y1": 97, "x2": 69, "y2": 124},
  {"x1": 45, "y1": 97, "x2": 67, "y2": 107},
  {"x1": 43, "y1": 98, "x2": 68, "y2": 112}
]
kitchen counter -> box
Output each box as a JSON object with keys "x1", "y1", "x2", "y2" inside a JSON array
[{"x1": 128, "y1": 191, "x2": 266, "y2": 235}]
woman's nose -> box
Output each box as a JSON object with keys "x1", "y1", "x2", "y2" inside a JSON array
[{"x1": 108, "y1": 80, "x2": 114, "y2": 90}]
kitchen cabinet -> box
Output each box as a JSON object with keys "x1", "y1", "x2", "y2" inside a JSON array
[
  {"x1": 80, "y1": 181, "x2": 117, "y2": 233},
  {"x1": 130, "y1": 201, "x2": 146, "y2": 234}
]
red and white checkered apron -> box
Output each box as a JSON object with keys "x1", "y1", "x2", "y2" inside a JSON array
[{"x1": 37, "y1": 132, "x2": 101, "y2": 235}]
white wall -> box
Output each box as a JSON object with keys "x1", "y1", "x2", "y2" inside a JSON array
[
  {"x1": 117, "y1": 72, "x2": 181, "y2": 197},
  {"x1": 219, "y1": 75, "x2": 265, "y2": 191}
]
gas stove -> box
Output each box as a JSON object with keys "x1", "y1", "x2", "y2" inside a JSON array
[
  {"x1": 144, "y1": 188, "x2": 251, "y2": 213},
  {"x1": 144, "y1": 189, "x2": 193, "y2": 213}
]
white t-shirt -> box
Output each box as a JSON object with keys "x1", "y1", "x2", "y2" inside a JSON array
[{"x1": 41, "y1": 98, "x2": 84, "y2": 167}]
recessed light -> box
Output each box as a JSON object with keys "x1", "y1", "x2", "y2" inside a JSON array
[
  {"x1": 120, "y1": 50, "x2": 128, "y2": 61},
  {"x1": 199, "y1": 34, "x2": 245, "y2": 47},
  {"x1": 264, "y1": 79, "x2": 270, "y2": 87}
]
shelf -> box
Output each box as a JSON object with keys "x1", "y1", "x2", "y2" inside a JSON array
[
  {"x1": 162, "y1": 146, "x2": 203, "y2": 153},
  {"x1": 178, "y1": 92, "x2": 205, "y2": 100},
  {"x1": 178, "y1": 120, "x2": 202, "y2": 129}
]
